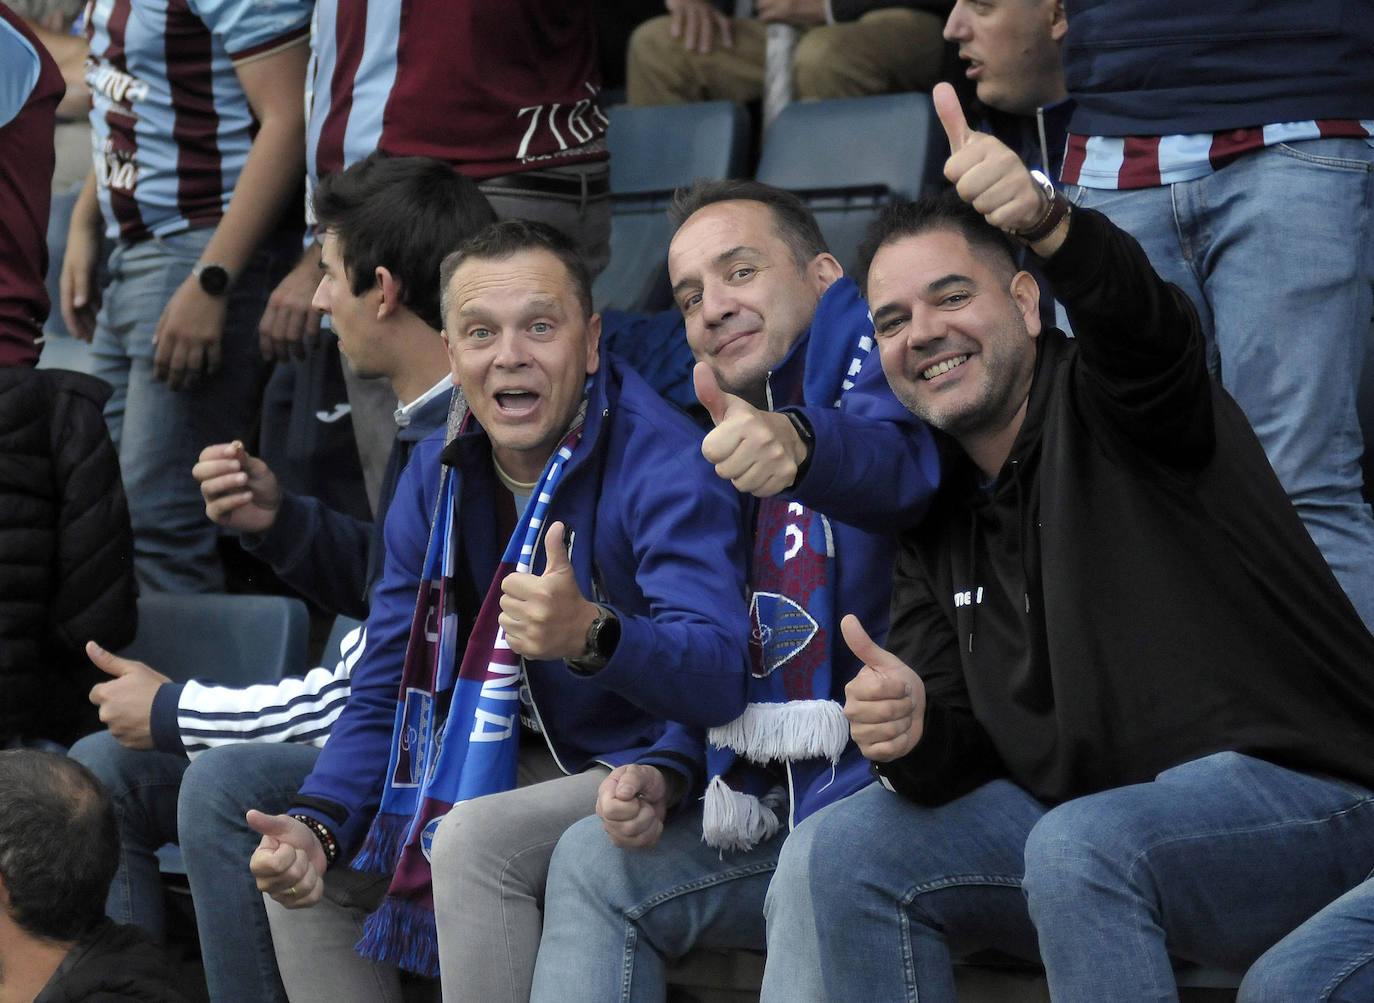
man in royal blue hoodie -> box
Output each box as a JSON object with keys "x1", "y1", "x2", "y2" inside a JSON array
[{"x1": 530, "y1": 180, "x2": 940, "y2": 1002}]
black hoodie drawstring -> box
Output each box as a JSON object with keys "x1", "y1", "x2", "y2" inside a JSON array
[{"x1": 966, "y1": 459, "x2": 1033, "y2": 654}]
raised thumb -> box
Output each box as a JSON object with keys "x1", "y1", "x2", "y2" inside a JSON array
[
  {"x1": 86, "y1": 640, "x2": 132, "y2": 678},
  {"x1": 840, "y1": 614, "x2": 895, "y2": 675},
  {"x1": 542, "y1": 521, "x2": 571, "y2": 574},
  {"x1": 246, "y1": 809, "x2": 297, "y2": 841},
  {"x1": 693, "y1": 361, "x2": 731, "y2": 426}
]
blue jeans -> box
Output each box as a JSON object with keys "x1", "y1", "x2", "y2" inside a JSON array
[
  {"x1": 764, "y1": 753, "x2": 1374, "y2": 1002},
  {"x1": 91, "y1": 227, "x2": 287, "y2": 593},
  {"x1": 1240, "y1": 876, "x2": 1374, "y2": 1002},
  {"x1": 531, "y1": 805, "x2": 782, "y2": 1003},
  {"x1": 69, "y1": 731, "x2": 186, "y2": 939},
  {"x1": 68, "y1": 732, "x2": 319, "y2": 1003},
  {"x1": 1064, "y1": 137, "x2": 1374, "y2": 631}
]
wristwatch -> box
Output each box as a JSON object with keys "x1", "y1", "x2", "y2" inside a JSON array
[
  {"x1": 783, "y1": 410, "x2": 815, "y2": 491},
  {"x1": 567, "y1": 604, "x2": 621, "y2": 676},
  {"x1": 1012, "y1": 170, "x2": 1069, "y2": 244},
  {"x1": 192, "y1": 262, "x2": 232, "y2": 296}
]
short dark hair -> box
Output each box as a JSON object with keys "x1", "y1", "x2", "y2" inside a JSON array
[
  {"x1": 0, "y1": 750, "x2": 119, "y2": 942},
  {"x1": 856, "y1": 191, "x2": 1022, "y2": 295},
  {"x1": 668, "y1": 178, "x2": 829, "y2": 271},
  {"x1": 438, "y1": 219, "x2": 594, "y2": 327},
  {"x1": 312, "y1": 152, "x2": 496, "y2": 331}
]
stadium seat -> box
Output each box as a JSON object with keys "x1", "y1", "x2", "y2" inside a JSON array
[
  {"x1": 755, "y1": 91, "x2": 946, "y2": 275},
  {"x1": 323, "y1": 612, "x2": 365, "y2": 662},
  {"x1": 594, "y1": 101, "x2": 750, "y2": 312},
  {"x1": 120, "y1": 592, "x2": 311, "y2": 689},
  {"x1": 117, "y1": 593, "x2": 310, "y2": 881}
]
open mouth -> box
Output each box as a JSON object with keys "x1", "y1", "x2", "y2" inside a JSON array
[
  {"x1": 495, "y1": 390, "x2": 540, "y2": 414},
  {"x1": 922, "y1": 355, "x2": 969, "y2": 381}
]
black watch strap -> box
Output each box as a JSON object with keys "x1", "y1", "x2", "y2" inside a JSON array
[
  {"x1": 567, "y1": 604, "x2": 620, "y2": 676},
  {"x1": 784, "y1": 410, "x2": 816, "y2": 490}
]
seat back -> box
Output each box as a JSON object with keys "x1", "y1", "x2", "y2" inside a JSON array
[
  {"x1": 755, "y1": 92, "x2": 945, "y2": 275},
  {"x1": 119, "y1": 592, "x2": 311, "y2": 687},
  {"x1": 594, "y1": 101, "x2": 751, "y2": 312},
  {"x1": 322, "y1": 613, "x2": 366, "y2": 664}
]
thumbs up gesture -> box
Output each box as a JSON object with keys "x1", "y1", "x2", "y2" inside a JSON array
[
  {"x1": 500, "y1": 521, "x2": 601, "y2": 660},
  {"x1": 841, "y1": 614, "x2": 927, "y2": 762},
  {"x1": 86, "y1": 641, "x2": 172, "y2": 750},
  {"x1": 934, "y1": 81, "x2": 1060, "y2": 245},
  {"x1": 696, "y1": 362, "x2": 810, "y2": 497},
  {"x1": 247, "y1": 809, "x2": 326, "y2": 908}
]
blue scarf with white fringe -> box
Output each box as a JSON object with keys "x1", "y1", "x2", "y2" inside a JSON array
[
  {"x1": 350, "y1": 404, "x2": 586, "y2": 976},
  {"x1": 702, "y1": 278, "x2": 875, "y2": 851}
]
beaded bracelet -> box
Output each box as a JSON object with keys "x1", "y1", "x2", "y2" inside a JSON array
[{"x1": 290, "y1": 813, "x2": 340, "y2": 866}]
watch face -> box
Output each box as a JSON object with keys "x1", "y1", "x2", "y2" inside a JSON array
[{"x1": 197, "y1": 264, "x2": 230, "y2": 295}]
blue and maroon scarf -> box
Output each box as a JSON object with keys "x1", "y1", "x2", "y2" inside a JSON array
[{"x1": 351, "y1": 402, "x2": 586, "y2": 976}]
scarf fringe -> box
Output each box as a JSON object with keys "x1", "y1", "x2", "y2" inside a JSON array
[
  {"x1": 356, "y1": 894, "x2": 441, "y2": 977},
  {"x1": 708, "y1": 699, "x2": 850, "y2": 765},
  {"x1": 350, "y1": 811, "x2": 409, "y2": 874},
  {"x1": 701, "y1": 776, "x2": 786, "y2": 852}
]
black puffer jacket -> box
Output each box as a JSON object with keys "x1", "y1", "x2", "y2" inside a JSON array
[{"x1": 0, "y1": 367, "x2": 136, "y2": 746}]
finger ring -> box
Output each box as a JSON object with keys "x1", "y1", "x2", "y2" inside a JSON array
[{"x1": 285, "y1": 885, "x2": 297, "y2": 897}]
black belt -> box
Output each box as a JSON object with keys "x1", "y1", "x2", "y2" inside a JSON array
[{"x1": 480, "y1": 167, "x2": 611, "y2": 199}]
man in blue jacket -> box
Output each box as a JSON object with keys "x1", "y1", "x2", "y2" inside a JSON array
[
  {"x1": 530, "y1": 180, "x2": 939, "y2": 1001},
  {"x1": 248, "y1": 220, "x2": 752, "y2": 1002}
]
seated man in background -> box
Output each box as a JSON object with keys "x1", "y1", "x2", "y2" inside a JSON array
[
  {"x1": 249, "y1": 220, "x2": 752, "y2": 1002},
  {"x1": 0, "y1": 749, "x2": 191, "y2": 1002},
  {"x1": 762, "y1": 84, "x2": 1374, "y2": 1000},
  {"x1": 68, "y1": 153, "x2": 494, "y2": 1003},
  {"x1": 532, "y1": 179, "x2": 938, "y2": 1000},
  {"x1": 628, "y1": 0, "x2": 950, "y2": 106}
]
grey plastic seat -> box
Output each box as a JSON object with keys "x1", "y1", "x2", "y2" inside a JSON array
[
  {"x1": 120, "y1": 592, "x2": 311, "y2": 688},
  {"x1": 755, "y1": 91, "x2": 945, "y2": 275},
  {"x1": 594, "y1": 101, "x2": 750, "y2": 312}
]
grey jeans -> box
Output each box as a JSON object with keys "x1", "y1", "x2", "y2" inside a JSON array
[{"x1": 265, "y1": 743, "x2": 608, "y2": 1003}]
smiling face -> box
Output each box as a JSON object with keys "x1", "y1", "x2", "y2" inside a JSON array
[
  {"x1": 868, "y1": 229, "x2": 1041, "y2": 472},
  {"x1": 942, "y1": 0, "x2": 1067, "y2": 116},
  {"x1": 313, "y1": 230, "x2": 389, "y2": 379},
  {"x1": 668, "y1": 200, "x2": 838, "y2": 405},
  {"x1": 442, "y1": 248, "x2": 601, "y2": 483}
]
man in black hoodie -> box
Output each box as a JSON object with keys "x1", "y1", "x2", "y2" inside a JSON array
[
  {"x1": 759, "y1": 82, "x2": 1374, "y2": 1001},
  {"x1": 0, "y1": 750, "x2": 191, "y2": 1003}
]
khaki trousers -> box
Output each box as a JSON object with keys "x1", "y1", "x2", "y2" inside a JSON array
[{"x1": 627, "y1": 8, "x2": 945, "y2": 105}]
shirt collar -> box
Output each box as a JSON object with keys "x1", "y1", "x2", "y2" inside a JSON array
[{"x1": 394, "y1": 376, "x2": 454, "y2": 428}]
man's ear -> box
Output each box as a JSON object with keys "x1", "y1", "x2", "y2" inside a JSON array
[
  {"x1": 1010, "y1": 270, "x2": 1043, "y2": 338},
  {"x1": 809, "y1": 252, "x2": 844, "y2": 295},
  {"x1": 585, "y1": 312, "x2": 602, "y2": 375},
  {"x1": 375, "y1": 266, "x2": 403, "y2": 320},
  {"x1": 1050, "y1": 0, "x2": 1068, "y2": 41}
]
